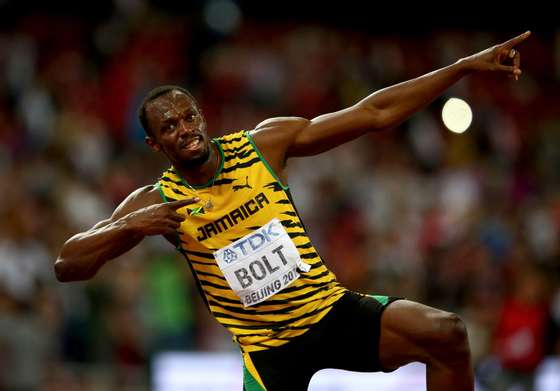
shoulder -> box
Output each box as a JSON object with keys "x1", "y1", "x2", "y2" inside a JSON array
[
  {"x1": 249, "y1": 116, "x2": 310, "y2": 148},
  {"x1": 253, "y1": 116, "x2": 309, "y2": 134},
  {"x1": 127, "y1": 184, "x2": 162, "y2": 203},
  {"x1": 112, "y1": 184, "x2": 162, "y2": 219}
]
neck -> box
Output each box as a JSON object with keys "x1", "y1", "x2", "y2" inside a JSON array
[{"x1": 174, "y1": 142, "x2": 220, "y2": 186}]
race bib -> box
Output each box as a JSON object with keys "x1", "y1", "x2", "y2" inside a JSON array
[{"x1": 213, "y1": 218, "x2": 311, "y2": 307}]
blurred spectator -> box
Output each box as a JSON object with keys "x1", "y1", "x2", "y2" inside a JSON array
[
  {"x1": 0, "y1": 5, "x2": 558, "y2": 389},
  {"x1": 491, "y1": 261, "x2": 552, "y2": 390}
]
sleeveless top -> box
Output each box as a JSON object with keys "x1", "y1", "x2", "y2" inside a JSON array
[{"x1": 157, "y1": 130, "x2": 346, "y2": 352}]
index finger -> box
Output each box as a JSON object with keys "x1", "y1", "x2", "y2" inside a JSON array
[
  {"x1": 501, "y1": 31, "x2": 531, "y2": 49},
  {"x1": 167, "y1": 197, "x2": 200, "y2": 209}
]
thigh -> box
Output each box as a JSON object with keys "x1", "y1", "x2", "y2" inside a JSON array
[
  {"x1": 318, "y1": 291, "x2": 403, "y2": 373},
  {"x1": 378, "y1": 299, "x2": 460, "y2": 370}
]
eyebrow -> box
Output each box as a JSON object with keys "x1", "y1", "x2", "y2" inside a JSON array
[{"x1": 161, "y1": 108, "x2": 197, "y2": 124}]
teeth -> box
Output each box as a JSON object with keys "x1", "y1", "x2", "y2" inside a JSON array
[{"x1": 186, "y1": 138, "x2": 199, "y2": 148}]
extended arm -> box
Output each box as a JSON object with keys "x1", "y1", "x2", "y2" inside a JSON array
[{"x1": 252, "y1": 31, "x2": 530, "y2": 168}]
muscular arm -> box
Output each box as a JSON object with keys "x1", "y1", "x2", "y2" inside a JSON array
[
  {"x1": 251, "y1": 31, "x2": 530, "y2": 176},
  {"x1": 55, "y1": 186, "x2": 197, "y2": 282},
  {"x1": 55, "y1": 186, "x2": 159, "y2": 282}
]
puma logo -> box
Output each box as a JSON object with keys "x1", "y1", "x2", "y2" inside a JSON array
[{"x1": 233, "y1": 176, "x2": 252, "y2": 191}]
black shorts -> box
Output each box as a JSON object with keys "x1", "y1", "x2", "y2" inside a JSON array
[{"x1": 242, "y1": 291, "x2": 402, "y2": 391}]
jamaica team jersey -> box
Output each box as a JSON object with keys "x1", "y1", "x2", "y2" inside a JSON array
[{"x1": 157, "y1": 130, "x2": 346, "y2": 352}]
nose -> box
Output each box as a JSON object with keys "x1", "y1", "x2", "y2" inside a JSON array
[{"x1": 177, "y1": 119, "x2": 197, "y2": 136}]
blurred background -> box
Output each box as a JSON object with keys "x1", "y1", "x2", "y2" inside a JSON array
[{"x1": 0, "y1": 0, "x2": 559, "y2": 390}]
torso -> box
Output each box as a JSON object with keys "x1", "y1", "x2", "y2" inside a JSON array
[{"x1": 156, "y1": 130, "x2": 347, "y2": 352}]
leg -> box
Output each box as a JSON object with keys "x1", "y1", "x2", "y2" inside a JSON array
[{"x1": 379, "y1": 300, "x2": 473, "y2": 391}]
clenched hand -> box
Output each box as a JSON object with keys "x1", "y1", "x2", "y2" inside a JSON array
[{"x1": 124, "y1": 197, "x2": 199, "y2": 236}]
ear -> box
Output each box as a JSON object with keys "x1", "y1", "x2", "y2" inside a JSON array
[{"x1": 145, "y1": 136, "x2": 161, "y2": 152}]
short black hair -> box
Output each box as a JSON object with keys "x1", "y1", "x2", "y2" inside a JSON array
[{"x1": 137, "y1": 85, "x2": 197, "y2": 137}]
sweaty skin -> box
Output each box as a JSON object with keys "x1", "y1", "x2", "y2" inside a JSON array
[
  {"x1": 55, "y1": 31, "x2": 531, "y2": 391},
  {"x1": 145, "y1": 91, "x2": 216, "y2": 176}
]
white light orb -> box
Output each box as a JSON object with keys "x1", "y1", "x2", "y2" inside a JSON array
[{"x1": 441, "y1": 97, "x2": 473, "y2": 134}]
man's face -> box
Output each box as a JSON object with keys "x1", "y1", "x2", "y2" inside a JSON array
[{"x1": 145, "y1": 90, "x2": 210, "y2": 166}]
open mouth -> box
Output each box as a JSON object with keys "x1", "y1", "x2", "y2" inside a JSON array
[{"x1": 181, "y1": 135, "x2": 203, "y2": 151}]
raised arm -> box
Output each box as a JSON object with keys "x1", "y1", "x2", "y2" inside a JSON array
[
  {"x1": 54, "y1": 185, "x2": 199, "y2": 282},
  {"x1": 251, "y1": 31, "x2": 531, "y2": 171}
]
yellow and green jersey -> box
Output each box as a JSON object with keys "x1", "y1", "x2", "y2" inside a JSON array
[{"x1": 157, "y1": 130, "x2": 346, "y2": 353}]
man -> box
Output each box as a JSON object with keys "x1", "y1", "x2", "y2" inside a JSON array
[{"x1": 55, "y1": 31, "x2": 531, "y2": 390}]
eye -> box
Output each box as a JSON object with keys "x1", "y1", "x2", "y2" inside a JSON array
[
  {"x1": 162, "y1": 122, "x2": 176, "y2": 133},
  {"x1": 186, "y1": 113, "x2": 196, "y2": 122}
]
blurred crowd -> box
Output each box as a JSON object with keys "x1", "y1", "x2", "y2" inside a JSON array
[{"x1": 0, "y1": 2, "x2": 559, "y2": 390}]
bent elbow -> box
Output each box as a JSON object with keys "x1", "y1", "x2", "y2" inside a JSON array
[
  {"x1": 54, "y1": 257, "x2": 91, "y2": 282},
  {"x1": 54, "y1": 258, "x2": 70, "y2": 282}
]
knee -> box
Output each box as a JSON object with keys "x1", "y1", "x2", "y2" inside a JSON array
[
  {"x1": 438, "y1": 312, "x2": 469, "y2": 345},
  {"x1": 430, "y1": 312, "x2": 470, "y2": 359}
]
